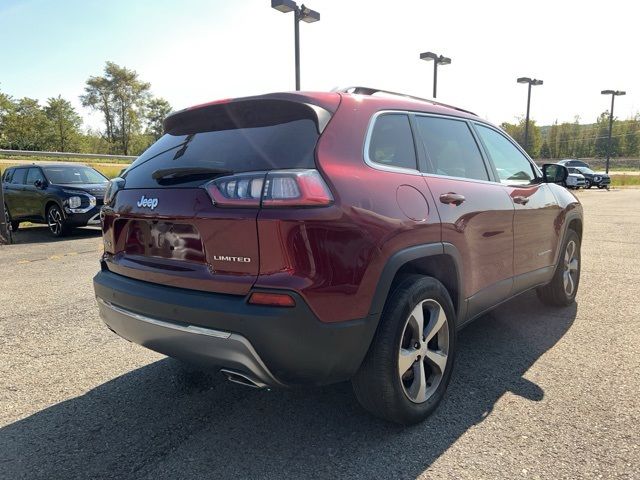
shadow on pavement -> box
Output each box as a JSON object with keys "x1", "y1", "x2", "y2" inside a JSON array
[
  {"x1": 0, "y1": 291, "x2": 577, "y2": 480},
  {"x1": 9, "y1": 225, "x2": 101, "y2": 245}
]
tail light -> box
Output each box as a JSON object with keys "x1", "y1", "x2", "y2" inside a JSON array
[
  {"x1": 104, "y1": 177, "x2": 125, "y2": 206},
  {"x1": 204, "y1": 169, "x2": 333, "y2": 208}
]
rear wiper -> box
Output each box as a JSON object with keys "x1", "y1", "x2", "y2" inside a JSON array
[{"x1": 152, "y1": 167, "x2": 231, "y2": 183}]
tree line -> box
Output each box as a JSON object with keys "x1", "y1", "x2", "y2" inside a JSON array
[
  {"x1": 0, "y1": 62, "x2": 171, "y2": 156},
  {"x1": 501, "y1": 113, "x2": 640, "y2": 159},
  {"x1": 1, "y1": 61, "x2": 639, "y2": 159}
]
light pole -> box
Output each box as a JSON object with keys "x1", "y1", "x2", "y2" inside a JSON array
[
  {"x1": 601, "y1": 90, "x2": 626, "y2": 174},
  {"x1": 271, "y1": 0, "x2": 320, "y2": 91},
  {"x1": 419, "y1": 51, "x2": 451, "y2": 98},
  {"x1": 517, "y1": 77, "x2": 543, "y2": 154}
]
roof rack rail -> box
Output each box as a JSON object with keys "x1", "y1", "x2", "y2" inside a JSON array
[{"x1": 334, "y1": 86, "x2": 477, "y2": 116}]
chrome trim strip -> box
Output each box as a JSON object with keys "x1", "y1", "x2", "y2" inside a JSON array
[{"x1": 96, "y1": 297, "x2": 232, "y2": 339}]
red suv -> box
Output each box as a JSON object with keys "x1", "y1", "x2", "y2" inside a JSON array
[{"x1": 94, "y1": 88, "x2": 582, "y2": 424}]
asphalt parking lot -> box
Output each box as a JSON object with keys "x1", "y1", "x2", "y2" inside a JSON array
[{"x1": 1, "y1": 189, "x2": 638, "y2": 480}]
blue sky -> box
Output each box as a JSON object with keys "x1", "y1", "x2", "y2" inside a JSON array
[{"x1": 1, "y1": 0, "x2": 638, "y2": 129}]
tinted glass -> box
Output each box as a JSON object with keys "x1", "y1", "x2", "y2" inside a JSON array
[
  {"x1": 124, "y1": 100, "x2": 321, "y2": 189},
  {"x1": 26, "y1": 168, "x2": 45, "y2": 185},
  {"x1": 475, "y1": 125, "x2": 536, "y2": 185},
  {"x1": 415, "y1": 116, "x2": 488, "y2": 181},
  {"x1": 43, "y1": 166, "x2": 108, "y2": 184},
  {"x1": 2, "y1": 169, "x2": 14, "y2": 183},
  {"x1": 368, "y1": 114, "x2": 417, "y2": 170},
  {"x1": 10, "y1": 168, "x2": 27, "y2": 184},
  {"x1": 577, "y1": 167, "x2": 595, "y2": 175}
]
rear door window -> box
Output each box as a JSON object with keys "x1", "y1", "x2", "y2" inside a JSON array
[
  {"x1": 367, "y1": 114, "x2": 417, "y2": 171},
  {"x1": 415, "y1": 116, "x2": 489, "y2": 181},
  {"x1": 10, "y1": 168, "x2": 27, "y2": 185}
]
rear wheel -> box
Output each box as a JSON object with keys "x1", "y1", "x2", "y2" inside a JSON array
[
  {"x1": 4, "y1": 204, "x2": 19, "y2": 232},
  {"x1": 47, "y1": 204, "x2": 69, "y2": 237},
  {"x1": 352, "y1": 275, "x2": 456, "y2": 425},
  {"x1": 537, "y1": 229, "x2": 581, "y2": 306}
]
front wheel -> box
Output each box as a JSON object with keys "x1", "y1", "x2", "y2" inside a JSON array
[
  {"x1": 47, "y1": 204, "x2": 69, "y2": 237},
  {"x1": 585, "y1": 179, "x2": 592, "y2": 189},
  {"x1": 537, "y1": 229, "x2": 581, "y2": 306},
  {"x1": 352, "y1": 275, "x2": 456, "y2": 425}
]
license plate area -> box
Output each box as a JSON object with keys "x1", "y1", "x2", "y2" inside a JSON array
[{"x1": 124, "y1": 220, "x2": 205, "y2": 263}]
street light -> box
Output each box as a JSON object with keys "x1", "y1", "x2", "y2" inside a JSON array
[
  {"x1": 271, "y1": 0, "x2": 320, "y2": 91},
  {"x1": 601, "y1": 89, "x2": 626, "y2": 174},
  {"x1": 517, "y1": 77, "x2": 543, "y2": 154},
  {"x1": 419, "y1": 51, "x2": 451, "y2": 98}
]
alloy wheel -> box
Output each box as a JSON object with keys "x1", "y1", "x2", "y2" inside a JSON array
[
  {"x1": 48, "y1": 207, "x2": 63, "y2": 236},
  {"x1": 4, "y1": 205, "x2": 11, "y2": 231},
  {"x1": 398, "y1": 299, "x2": 449, "y2": 403},
  {"x1": 563, "y1": 240, "x2": 579, "y2": 296}
]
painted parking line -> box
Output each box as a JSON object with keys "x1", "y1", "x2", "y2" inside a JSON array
[{"x1": 16, "y1": 248, "x2": 101, "y2": 264}]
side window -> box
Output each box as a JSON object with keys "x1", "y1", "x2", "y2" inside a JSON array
[
  {"x1": 475, "y1": 125, "x2": 537, "y2": 185},
  {"x1": 26, "y1": 168, "x2": 45, "y2": 186},
  {"x1": 414, "y1": 116, "x2": 489, "y2": 181},
  {"x1": 3, "y1": 169, "x2": 14, "y2": 183},
  {"x1": 368, "y1": 114, "x2": 417, "y2": 170},
  {"x1": 10, "y1": 168, "x2": 27, "y2": 185}
]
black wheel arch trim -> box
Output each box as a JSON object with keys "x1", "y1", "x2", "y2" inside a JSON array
[{"x1": 368, "y1": 242, "x2": 465, "y2": 323}]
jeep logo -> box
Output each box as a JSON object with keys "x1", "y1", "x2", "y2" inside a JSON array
[
  {"x1": 213, "y1": 255, "x2": 252, "y2": 263},
  {"x1": 137, "y1": 195, "x2": 158, "y2": 210}
]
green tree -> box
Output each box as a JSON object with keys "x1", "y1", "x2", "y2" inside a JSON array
[
  {"x1": 144, "y1": 97, "x2": 172, "y2": 140},
  {"x1": 548, "y1": 122, "x2": 558, "y2": 158},
  {"x1": 81, "y1": 61, "x2": 151, "y2": 154},
  {"x1": 0, "y1": 90, "x2": 15, "y2": 148},
  {"x1": 44, "y1": 95, "x2": 82, "y2": 151},
  {"x1": 594, "y1": 112, "x2": 616, "y2": 158},
  {"x1": 622, "y1": 116, "x2": 639, "y2": 157},
  {"x1": 539, "y1": 140, "x2": 551, "y2": 158},
  {"x1": 3, "y1": 98, "x2": 49, "y2": 150},
  {"x1": 500, "y1": 117, "x2": 541, "y2": 157}
]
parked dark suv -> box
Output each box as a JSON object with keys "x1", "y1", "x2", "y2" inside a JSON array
[
  {"x1": 93, "y1": 88, "x2": 582, "y2": 424},
  {"x1": 2, "y1": 163, "x2": 108, "y2": 237}
]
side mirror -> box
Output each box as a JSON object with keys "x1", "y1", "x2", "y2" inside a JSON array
[
  {"x1": 34, "y1": 179, "x2": 45, "y2": 189},
  {"x1": 542, "y1": 164, "x2": 568, "y2": 185}
]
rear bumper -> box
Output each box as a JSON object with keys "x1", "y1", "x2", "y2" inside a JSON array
[
  {"x1": 93, "y1": 269, "x2": 378, "y2": 386},
  {"x1": 96, "y1": 297, "x2": 283, "y2": 387}
]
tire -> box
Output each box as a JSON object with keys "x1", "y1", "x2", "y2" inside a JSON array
[
  {"x1": 4, "y1": 204, "x2": 19, "y2": 232},
  {"x1": 537, "y1": 229, "x2": 581, "y2": 307},
  {"x1": 597, "y1": 185, "x2": 605, "y2": 189},
  {"x1": 46, "y1": 204, "x2": 69, "y2": 237},
  {"x1": 352, "y1": 275, "x2": 456, "y2": 425},
  {"x1": 585, "y1": 179, "x2": 592, "y2": 189}
]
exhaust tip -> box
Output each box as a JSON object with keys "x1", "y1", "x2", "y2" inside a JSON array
[{"x1": 220, "y1": 369, "x2": 267, "y2": 389}]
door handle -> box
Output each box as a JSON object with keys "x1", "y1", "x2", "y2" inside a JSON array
[
  {"x1": 439, "y1": 193, "x2": 466, "y2": 206},
  {"x1": 513, "y1": 196, "x2": 530, "y2": 205}
]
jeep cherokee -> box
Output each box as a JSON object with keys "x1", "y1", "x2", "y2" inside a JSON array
[{"x1": 93, "y1": 88, "x2": 582, "y2": 424}]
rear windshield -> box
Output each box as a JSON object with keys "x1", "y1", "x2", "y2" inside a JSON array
[
  {"x1": 44, "y1": 166, "x2": 108, "y2": 185},
  {"x1": 123, "y1": 99, "x2": 321, "y2": 188}
]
